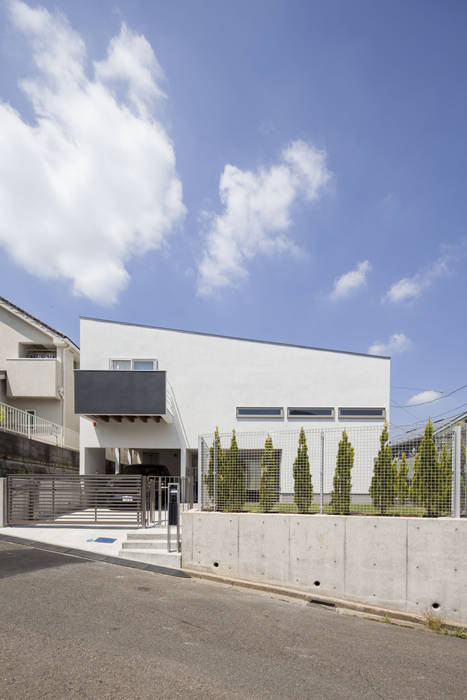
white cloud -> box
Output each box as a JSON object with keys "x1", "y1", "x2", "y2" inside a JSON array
[
  {"x1": 329, "y1": 260, "x2": 371, "y2": 300},
  {"x1": 407, "y1": 390, "x2": 442, "y2": 406},
  {"x1": 368, "y1": 332, "x2": 411, "y2": 356},
  {"x1": 197, "y1": 140, "x2": 331, "y2": 296},
  {"x1": 383, "y1": 252, "x2": 452, "y2": 304},
  {"x1": 0, "y1": 1, "x2": 185, "y2": 304}
]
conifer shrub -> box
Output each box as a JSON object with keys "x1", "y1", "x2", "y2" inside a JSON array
[
  {"x1": 369, "y1": 422, "x2": 397, "y2": 514},
  {"x1": 259, "y1": 435, "x2": 278, "y2": 512},
  {"x1": 330, "y1": 430, "x2": 354, "y2": 515},
  {"x1": 227, "y1": 429, "x2": 246, "y2": 512},
  {"x1": 293, "y1": 427, "x2": 313, "y2": 513},
  {"x1": 396, "y1": 452, "x2": 410, "y2": 507},
  {"x1": 411, "y1": 419, "x2": 441, "y2": 517}
]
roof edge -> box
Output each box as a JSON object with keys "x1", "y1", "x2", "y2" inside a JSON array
[
  {"x1": 0, "y1": 296, "x2": 79, "y2": 352},
  {"x1": 80, "y1": 316, "x2": 390, "y2": 360}
]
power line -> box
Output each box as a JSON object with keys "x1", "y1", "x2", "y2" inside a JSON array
[
  {"x1": 391, "y1": 400, "x2": 467, "y2": 431},
  {"x1": 393, "y1": 382, "x2": 467, "y2": 408},
  {"x1": 391, "y1": 385, "x2": 444, "y2": 392}
]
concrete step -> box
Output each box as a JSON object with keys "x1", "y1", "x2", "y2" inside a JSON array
[
  {"x1": 127, "y1": 531, "x2": 181, "y2": 541},
  {"x1": 118, "y1": 548, "x2": 181, "y2": 569},
  {"x1": 122, "y1": 541, "x2": 167, "y2": 549}
]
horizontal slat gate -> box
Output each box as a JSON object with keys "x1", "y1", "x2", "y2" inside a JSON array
[{"x1": 7, "y1": 475, "x2": 144, "y2": 526}]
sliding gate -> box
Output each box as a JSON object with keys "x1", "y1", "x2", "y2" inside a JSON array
[
  {"x1": 7, "y1": 474, "x2": 194, "y2": 527},
  {"x1": 7, "y1": 475, "x2": 145, "y2": 526}
]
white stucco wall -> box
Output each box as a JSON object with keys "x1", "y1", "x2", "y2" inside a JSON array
[
  {"x1": 79, "y1": 318, "x2": 390, "y2": 467},
  {"x1": 0, "y1": 304, "x2": 79, "y2": 432}
]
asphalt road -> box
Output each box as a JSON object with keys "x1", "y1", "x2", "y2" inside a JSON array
[{"x1": 0, "y1": 539, "x2": 466, "y2": 700}]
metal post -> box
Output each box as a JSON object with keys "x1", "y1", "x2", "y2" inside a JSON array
[
  {"x1": 213, "y1": 437, "x2": 218, "y2": 511},
  {"x1": 158, "y1": 477, "x2": 162, "y2": 525},
  {"x1": 141, "y1": 475, "x2": 147, "y2": 528},
  {"x1": 198, "y1": 435, "x2": 203, "y2": 510},
  {"x1": 167, "y1": 482, "x2": 180, "y2": 553},
  {"x1": 52, "y1": 479, "x2": 55, "y2": 521},
  {"x1": 149, "y1": 479, "x2": 155, "y2": 525},
  {"x1": 452, "y1": 425, "x2": 461, "y2": 518},
  {"x1": 320, "y1": 431, "x2": 324, "y2": 515},
  {"x1": 176, "y1": 483, "x2": 181, "y2": 552}
]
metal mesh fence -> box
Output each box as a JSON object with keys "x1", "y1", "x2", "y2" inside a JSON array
[{"x1": 199, "y1": 422, "x2": 466, "y2": 517}]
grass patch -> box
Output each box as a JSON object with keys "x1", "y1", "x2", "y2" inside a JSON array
[{"x1": 242, "y1": 503, "x2": 427, "y2": 516}]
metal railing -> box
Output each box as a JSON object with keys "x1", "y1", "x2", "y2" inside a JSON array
[
  {"x1": 146, "y1": 475, "x2": 193, "y2": 526},
  {"x1": 0, "y1": 401, "x2": 79, "y2": 451},
  {"x1": 200, "y1": 421, "x2": 466, "y2": 518}
]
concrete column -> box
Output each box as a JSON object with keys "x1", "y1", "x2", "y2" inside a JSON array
[
  {"x1": 114, "y1": 447, "x2": 120, "y2": 474},
  {"x1": 82, "y1": 447, "x2": 106, "y2": 474},
  {"x1": 0, "y1": 478, "x2": 7, "y2": 527},
  {"x1": 180, "y1": 448, "x2": 187, "y2": 478}
]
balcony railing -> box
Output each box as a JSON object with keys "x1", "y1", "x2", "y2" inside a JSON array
[
  {"x1": 6, "y1": 358, "x2": 59, "y2": 398},
  {"x1": 74, "y1": 370, "x2": 168, "y2": 418},
  {"x1": 0, "y1": 401, "x2": 79, "y2": 451}
]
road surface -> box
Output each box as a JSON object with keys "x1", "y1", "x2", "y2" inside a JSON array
[{"x1": 0, "y1": 539, "x2": 465, "y2": 699}]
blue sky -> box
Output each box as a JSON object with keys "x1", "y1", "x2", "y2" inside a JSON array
[{"x1": 0, "y1": 0, "x2": 466, "y2": 426}]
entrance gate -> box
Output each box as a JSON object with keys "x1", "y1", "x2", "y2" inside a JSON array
[{"x1": 7, "y1": 474, "x2": 194, "y2": 527}]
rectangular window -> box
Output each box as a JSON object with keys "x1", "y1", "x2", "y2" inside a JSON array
[
  {"x1": 133, "y1": 360, "x2": 156, "y2": 371},
  {"x1": 236, "y1": 407, "x2": 284, "y2": 419},
  {"x1": 236, "y1": 449, "x2": 281, "y2": 500},
  {"x1": 110, "y1": 359, "x2": 157, "y2": 371},
  {"x1": 288, "y1": 407, "x2": 334, "y2": 419},
  {"x1": 25, "y1": 409, "x2": 36, "y2": 429},
  {"x1": 338, "y1": 407, "x2": 386, "y2": 420},
  {"x1": 111, "y1": 359, "x2": 132, "y2": 371}
]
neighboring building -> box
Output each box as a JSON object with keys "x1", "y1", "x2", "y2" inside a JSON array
[
  {"x1": 76, "y1": 316, "x2": 390, "y2": 497},
  {"x1": 0, "y1": 296, "x2": 80, "y2": 436},
  {"x1": 391, "y1": 411, "x2": 467, "y2": 463}
]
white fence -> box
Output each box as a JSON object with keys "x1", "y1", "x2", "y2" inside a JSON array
[{"x1": 0, "y1": 401, "x2": 79, "y2": 451}]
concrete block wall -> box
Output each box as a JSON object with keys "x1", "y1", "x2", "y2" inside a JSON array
[
  {"x1": 0, "y1": 478, "x2": 6, "y2": 527},
  {"x1": 182, "y1": 512, "x2": 467, "y2": 626},
  {"x1": 0, "y1": 431, "x2": 79, "y2": 476}
]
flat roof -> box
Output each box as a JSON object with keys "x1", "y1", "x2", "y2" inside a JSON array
[{"x1": 80, "y1": 316, "x2": 390, "y2": 360}]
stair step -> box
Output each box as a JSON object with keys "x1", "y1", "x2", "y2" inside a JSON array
[
  {"x1": 118, "y1": 549, "x2": 181, "y2": 569},
  {"x1": 122, "y1": 541, "x2": 169, "y2": 549},
  {"x1": 127, "y1": 532, "x2": 180, "y2": 541}
]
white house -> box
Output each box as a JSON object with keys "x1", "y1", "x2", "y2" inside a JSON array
[
  {"x1": 0, "y1": 296, "x2": 80, "y2": 440},
  {"x1": 76, "y1": 316, "x2": 390, "y2": 499}
]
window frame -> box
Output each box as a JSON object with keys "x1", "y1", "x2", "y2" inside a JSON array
[
  {"x1": 338, "y1": 407, "x2": 386, "y2": 420},
  {"x1": 236, "y1": 407, "x2": 284, "y2": 420},
  {"x1": 109, "y1": 358, "x2": 158, "y2": 371},
  {"x1": 287, "y1": 407, "x2": 335, "y2": 420}
]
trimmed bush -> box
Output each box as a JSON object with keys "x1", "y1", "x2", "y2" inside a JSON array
[
  {"x1": 227, "y1": 429, "x2": 246, "y2": 512},
  {"x1": 396, "y1": 452, "x2": 410, "y2": 506},
  {"x1": 259, "y1": 435, "x2": 278, "y2": 512},
  {"x1": 330, "y1": 430, "x2": 354, "y2": 515},
  {"x1": 293, "y1": 427, "x2": 313, "y2": 513},
  {"x1": 369, "y1": 422, "x2": 397, "y2": 514}
]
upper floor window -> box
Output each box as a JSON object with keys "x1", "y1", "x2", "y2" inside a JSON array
[
  {"x1": 236, "y1": 407, "x2": 284, "y2": 419},
  {"x1": 338, "y1": 407, "x2": 386, "y2": 420},
  {"x1": 19, "y1": 343, "x2": 56, "y2": 359},
  {"x1": 110, "y1": 359, "x2": 158, "y2": 371},
  {"x1": 133, "y1": 360, "x2": 156, "y2": 371},
  {"x1": 288, "y1": 407, "x2": 334, "y2": 419}
]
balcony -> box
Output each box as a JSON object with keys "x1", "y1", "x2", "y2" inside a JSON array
[
  {"x1": 74, "y1": 370, "x2": 171, "y2": 423},
  {"x1": 6, "y1": 358, "x2": 60, "y2": 398}
]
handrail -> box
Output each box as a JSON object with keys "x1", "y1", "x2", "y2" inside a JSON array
[{"x1": 0, "y1": 400, "x2": 79, "y2": 451}]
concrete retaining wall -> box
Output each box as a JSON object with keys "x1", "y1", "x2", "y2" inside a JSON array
[
  {"x1": 0, "y1": 431, "x2": 79, "y2": 476},
  {"x1": 181, "y1": 512, "x2": 467, "y2": 626}
]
